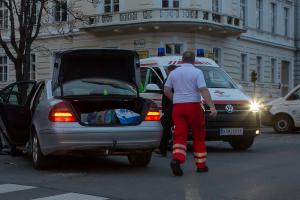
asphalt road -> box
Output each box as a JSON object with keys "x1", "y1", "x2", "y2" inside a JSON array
[{"x1": 0, "y1": 128, "x2": 300, "y2": 200}]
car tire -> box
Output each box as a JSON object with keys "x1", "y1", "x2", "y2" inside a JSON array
[
  {"x1": 229, "y1": 136, "x2": 254, "y2": 151},
  {"x1": 128, "y1": 151, "x2": 152, "y2": 168},
  {"x1": 273, "y1": 114, "x2": 295, "y2": 133},
  {"x1": 31, "y1": 129, "x2": 49, "y2": 170}
]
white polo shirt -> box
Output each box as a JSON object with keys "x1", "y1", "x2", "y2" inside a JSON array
[{"x1": 164, "y1": 63, "x2": 207, "y2": 104}]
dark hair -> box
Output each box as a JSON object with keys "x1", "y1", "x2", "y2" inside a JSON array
[{"x1": 182, "y1": 51, "x2": 195, "y2": 64}]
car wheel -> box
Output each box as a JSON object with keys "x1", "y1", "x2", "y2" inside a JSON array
[
  {"x1": 128, "y1": 151, "x2": 152, "y2": 168},
  {"x1": 31, "y1": 129, "x2": 49, "y2": 170},
  {"x1": 273, "y1": 114, "x2": 295, "y2": 133},
  {"x1": 229, "y1": 136, "x2": 254, "y2": 151}
]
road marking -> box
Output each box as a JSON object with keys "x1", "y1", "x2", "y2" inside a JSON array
[
  {"x1": 184, "y1": 183, "x2": 201, "y2": 200},
  {"x1": 0, "y1": 184, "x2": 36, "y2": 194},
  {"x1": 32, "y1": 193, "x2": 109, "y2": 200}
]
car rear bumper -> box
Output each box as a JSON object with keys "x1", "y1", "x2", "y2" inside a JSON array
[{"x1": 37, "y1": 121, "x2": 162, "y2": 155}]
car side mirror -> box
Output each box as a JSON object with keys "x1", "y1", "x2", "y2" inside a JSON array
[{"x1": 145, "y1": 84, "x2": 162, "y2": 93}]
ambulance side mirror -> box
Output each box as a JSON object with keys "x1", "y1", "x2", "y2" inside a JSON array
[
  {"x1": 237, "y1": 84, "x2": 243, "y2": 90},
  {"x1": 145, "y1": 84, "x2": 162, "y2": 93}
]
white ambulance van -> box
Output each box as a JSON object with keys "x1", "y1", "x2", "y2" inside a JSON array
[
  {"x1": 140, "y1": 55, "x2": 260, "y2": 150},
  {"x1": 261, "y1": 84, "x2": 300, "y2": 133}
]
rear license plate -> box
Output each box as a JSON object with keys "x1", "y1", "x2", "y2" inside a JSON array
[{"x1": 220, "y1": 128, "x2": 243, "y2": 136}]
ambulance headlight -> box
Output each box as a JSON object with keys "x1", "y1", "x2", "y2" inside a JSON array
[{"x1": 249, "y1": 101, "x2": 261, "y2": 113}]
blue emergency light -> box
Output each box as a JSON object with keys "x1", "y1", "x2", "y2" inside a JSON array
[
  {"x1": 197, "y1": 48, "x2": 205, "y2": 57},
  {"x1": 158, "y1": 48, "x2": 166, "y2": 56}
]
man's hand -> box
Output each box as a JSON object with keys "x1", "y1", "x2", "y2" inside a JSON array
[
  {"x1": 199, "y1": 87, "x2": 217, "y2": 117},
  {"x1": 209, "y1": 106, "x2": 218, "y2": 117}
]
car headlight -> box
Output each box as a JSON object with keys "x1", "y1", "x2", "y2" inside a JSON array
[{"x1": 249, "y1": 101, "x2": 261, "y2": 113}]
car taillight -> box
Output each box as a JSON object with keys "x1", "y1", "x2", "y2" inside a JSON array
[
  {"x1": 145, "y1": 103, "x2": 160, "y2": 121},
  {"x1": 145, "y1": 111, "x2": 160, "y2": 121},
  {"x1": 49, "y1": 102, "x2": 77, "y2": 122}
]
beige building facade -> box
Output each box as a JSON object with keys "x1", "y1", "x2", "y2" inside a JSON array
[{"x1": 0, "y1": 0, "x2": 299, "y2": 98}]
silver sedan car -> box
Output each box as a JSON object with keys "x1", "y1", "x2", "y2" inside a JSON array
[{"x1": 0, "y1": 49, "x2": 162, "y2": 169}]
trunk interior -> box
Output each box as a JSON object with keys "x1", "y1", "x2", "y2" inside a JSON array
[{"x1": 66, "y1": 97, "x2": 151, "y2": 126}]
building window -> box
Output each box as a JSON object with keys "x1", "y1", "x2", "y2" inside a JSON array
[
  {"x1": 173, "y1": 0, "x2": 179, "y2": 8},
  {"x1": 104, "y1": 0, "x2": 111, "y2": 13},
  {"x1": 162, "y1": 0, "x2": 169, "y2": 8},
  {"x1": 240, "y1": 0, "x2": 247, "y2": 25},
  {"x1": 113, "y1": 0, "x2": 119, "y2": 12},
  {"x1": 0, "y1": 56, "x2": 8, "y2": 82},
  {"x1": 54, "y1": 0, "x2": 67, "y2": 22},
  {"x1": 30, "y1": 54, "x2": 36, "y2": 80},
  {"x1": 256, "y1": 0, "x2": 263, "y2": 29},
  {"x1": 0, "y1": 2, "x2": 8, "y2": 29},
  {"x1": 256, "y1": 56, "x2": 263, "y2": 82},
  {"x1": 284, "y1": 7, "x2": 289, "y2": 37},
  {"x1": 271, "y1": 3, "x2": 276, "y2": 34},
  {"x1": 241, "y1": 54, "x2": 247, "y2": 81},
  {"x1": 213, "y1": 48, "x2": 222, "y2": 65},
  {"x1": 165, "y1": 44, "x2": 183, "y2": 55},
  {"x1": 104, "y1": 0, "x2": 119, "y2": 13},
  {"x1": 212, "y1": 0, "x2": 221, "y2": 12},
  {"x1": 271, "y1": 58, "x2": 277, "y2": 84},
  {"x1": 162, "y1": 0, "x2": 179, "y2": 8}
]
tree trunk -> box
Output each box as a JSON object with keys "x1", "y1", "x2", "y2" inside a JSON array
[
  {"x1": 23, "y1": 47, "x2": 31, "y2": 82},
  {"x1": 15, "y1": 59, "x2": 23, "y2": 82}
]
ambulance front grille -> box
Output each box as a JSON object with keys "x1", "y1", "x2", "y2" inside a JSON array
[{"x1": 204, "y1": 104, "x2": 250, "y2": 112}]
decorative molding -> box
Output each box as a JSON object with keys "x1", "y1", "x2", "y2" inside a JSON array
[{"x1": 239, "y1": 35, "x2": 296, "y2": 51}]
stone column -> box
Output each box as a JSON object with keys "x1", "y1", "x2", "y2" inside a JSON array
[{"x1": 295, "y1": 0, "x2": 300, "y2": 85}]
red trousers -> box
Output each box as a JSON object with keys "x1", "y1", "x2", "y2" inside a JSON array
[{"x1": 172, "y1": 103, "x2": 207, "y2": 168}]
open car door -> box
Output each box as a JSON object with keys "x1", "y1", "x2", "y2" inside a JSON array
[{"x1": 0, "y1": 81, "x2": 41, "y2": 146}]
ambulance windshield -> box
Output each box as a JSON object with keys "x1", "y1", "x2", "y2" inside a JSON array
[
  {"x1": 196, "y1": 66, "x2": 237, "y2": 89},
  {"x1": 162, "y1": 65, "x2": 237, "y2": 89}
]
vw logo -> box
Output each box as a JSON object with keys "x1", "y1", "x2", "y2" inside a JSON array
[{"x1": 225, "y1": 104, "x2": 234, "y2": 113}]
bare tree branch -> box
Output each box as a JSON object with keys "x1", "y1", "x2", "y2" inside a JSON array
[
  {"x1": 32, "y1": 0, "x2": 46, "y2": 40},
  {"x1": 7, "y1": 0, "x2": 22, "y2": 57},
  {"x1": 0, "y1": 34, "x2": 17, "y2": 63},
  {"x1": 0, "y1": 0, "x2": 88, "y2": 81}
]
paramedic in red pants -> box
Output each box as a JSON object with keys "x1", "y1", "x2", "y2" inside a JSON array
[{"x1": 164, "y1": 51, "x2": 217, "y2": 176}]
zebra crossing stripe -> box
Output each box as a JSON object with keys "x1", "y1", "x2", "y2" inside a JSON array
[
  {"x1": 0, "y1": 184, "x2": 36, "y2": 194},
  {"x1": 32, "y1": 193, "x2": 109, "y2": 200}
]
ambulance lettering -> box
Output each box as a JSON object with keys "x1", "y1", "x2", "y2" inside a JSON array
[{"x1": 168, "y1": 61, "x2": 211, "y2": 65}]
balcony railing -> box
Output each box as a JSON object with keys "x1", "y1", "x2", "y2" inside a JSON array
[{"x1": 84, "y1": 8, "x2": 244, "y2": 31}]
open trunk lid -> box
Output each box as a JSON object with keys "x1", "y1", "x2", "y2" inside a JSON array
[{"x1": 52, "y1": 49, "x2": 140, "y2": 94}]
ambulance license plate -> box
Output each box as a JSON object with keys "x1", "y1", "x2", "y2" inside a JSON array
[{"x1": 220, "y1": 128, "x2": 243, "y2": 136}]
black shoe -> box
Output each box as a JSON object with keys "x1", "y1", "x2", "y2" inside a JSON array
[
  {"x1": 197, "y1": 166, "x2": 209, "y2": 173},
  {"x1": 170, "y1": 159, "x2": 183, "y2": 176}
]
